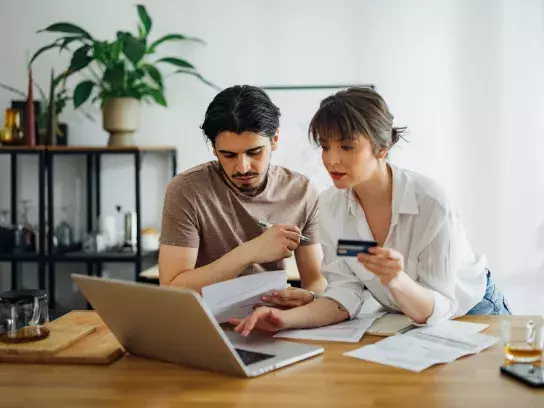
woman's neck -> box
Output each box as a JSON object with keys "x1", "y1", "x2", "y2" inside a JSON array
[{"x1": 352, "y1": 161, "x2": 392, "y2": 207}]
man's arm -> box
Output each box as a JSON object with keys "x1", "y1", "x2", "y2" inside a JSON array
[
  {"x1": 159, "y1": 244, "x2": 253, "y2": 292},
  {"x1": 159, "y1": 224, "x2": 303, "y2": 293},
  {"x1": 294, "y1": 243, "x2": 326, "y2": 293}
]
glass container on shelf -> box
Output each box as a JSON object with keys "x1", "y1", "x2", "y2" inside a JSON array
[
  {"x1": 0, "y1": 108, "x2": 15, "y2": 145},
  {"x1": 55, "y1": 206, "x2": 73, "y2": 249}
]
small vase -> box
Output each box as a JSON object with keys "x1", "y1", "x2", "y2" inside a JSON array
[{"x1": 102, "y1": 98, "x2": 140, "y2": 147}]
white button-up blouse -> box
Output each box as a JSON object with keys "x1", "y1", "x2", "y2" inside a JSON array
[{"x1": 320, "y1": 162, "x2": 487, "y2": 325}]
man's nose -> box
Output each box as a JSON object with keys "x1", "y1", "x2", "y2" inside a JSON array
[{"x1": 235, "y1": 154, "x2": 250, "y2": 174}]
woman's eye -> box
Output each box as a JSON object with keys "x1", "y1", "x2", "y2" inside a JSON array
[{"x1": 341, "y1": 145, "x2": 354, "y2": 151}]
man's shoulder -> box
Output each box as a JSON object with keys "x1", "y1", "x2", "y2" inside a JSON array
[
  {"x1": 166, "y1": 161, "x2": 218, "y2": 198},
  {"x1": 170, "y1": 161, "x2": 216, "y2": 186},
  {"x1": 270, "y1": 165, "x2": 315, "y2": 191}
]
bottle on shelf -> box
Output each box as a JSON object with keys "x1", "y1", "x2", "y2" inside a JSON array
[
  {"x1": 55, "y1": 206, "x2": 73, "y2": 250},
  {"x1": 0, "y1": 108, "x2": 16, "y2": 145},
  {"x1": 12, "y1": 109, "x2": 25, "y2": 145}
]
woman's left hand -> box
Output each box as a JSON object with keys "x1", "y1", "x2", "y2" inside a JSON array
[
  {"x1": 357, "y1": 247, "x2": 404, "y2": 286},
  {"x1": 260, "y1": 287, "x2": 314, "y2": 308}
]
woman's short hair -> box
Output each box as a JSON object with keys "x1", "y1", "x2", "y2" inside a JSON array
[{"x1": 309, "y1": 87, "x2": 406, "y2": 154}]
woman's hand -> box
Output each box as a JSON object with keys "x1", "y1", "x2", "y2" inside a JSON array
[
  {"x1": 357, "y1": 247, "x2": 404, "y2": 286},
  {"x1": 229, "y1": 307, "x2": 288, "y2": 336},
  {"x1": 260, "y1": 287, "x2": 314, "y2": 308}
]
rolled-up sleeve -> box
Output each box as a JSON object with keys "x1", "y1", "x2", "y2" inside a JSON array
[
  {"x1": 417, "y1": 208, "x2": 465, "y2": 325},
  {"x1": 321, "y1": 243, "x2": 365, "y2": 319}
]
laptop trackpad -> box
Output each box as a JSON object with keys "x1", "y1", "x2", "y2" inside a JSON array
[{"x1": 234, "y1": 348, "x2": 275, "y2": 365}]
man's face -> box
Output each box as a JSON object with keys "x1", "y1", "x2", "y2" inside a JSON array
[{"x1": 213, "y1": 130, "x2": 278, "y2": 195}]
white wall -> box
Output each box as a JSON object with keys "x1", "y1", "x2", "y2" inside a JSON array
[{"x1": 1, "y1": 0, "x2": 543, "y2": 313}]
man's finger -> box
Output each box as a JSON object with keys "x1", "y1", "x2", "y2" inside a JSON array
[{"x1": 279, "y1": 224, "x2": 301, "y2": 234}]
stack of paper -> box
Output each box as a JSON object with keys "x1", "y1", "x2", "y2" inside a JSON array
[
  {"x1": 273, "y1": 312, "x2": 386, "y2": 343},
  {"x1": 202, "y1": 271, "x2": 287, "y2": 323},
  {"x1": 344, "y1": 320, "x2": 499, "y2": 372}
]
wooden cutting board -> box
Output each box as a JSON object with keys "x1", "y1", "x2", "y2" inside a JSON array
[{"x1": 0, "y1": 311, "x2": 125, "y2": 365}]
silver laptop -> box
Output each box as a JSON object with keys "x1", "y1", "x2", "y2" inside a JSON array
[{"x1": 71, "y1": 274, "x2": 323, "y2": 377}]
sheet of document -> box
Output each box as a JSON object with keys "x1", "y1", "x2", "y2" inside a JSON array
[
  {"x1": 273, "y1": 312, "x2": 386, "y2": 343},
  {"x1": 344, "y1": 320, "x2": 499, "y2": 372},
  {"x1": 202, "y1": 271, "x2": 287, "y2": 323},
  {"x1": 407, "y1": 320, "x2": 489, "y2": 338}
]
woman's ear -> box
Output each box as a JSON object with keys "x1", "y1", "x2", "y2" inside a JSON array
[{"x1": 377, "y1": 148, "x2": 388, "y2": 160}]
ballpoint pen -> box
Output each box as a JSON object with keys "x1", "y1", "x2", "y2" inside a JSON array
[{"x1": 257, "y1": 220, "x2": 311, "y2": 243}]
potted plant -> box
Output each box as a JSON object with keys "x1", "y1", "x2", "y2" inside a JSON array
[{"x1": 30, "y1": 4, "x2": 218, "y2": 146}]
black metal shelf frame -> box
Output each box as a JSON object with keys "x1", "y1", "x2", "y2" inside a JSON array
[{"x1": 0, "y1": 147, "x2": 177, "y2": 309}]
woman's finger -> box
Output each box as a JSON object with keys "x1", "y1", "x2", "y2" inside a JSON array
[{"x1": 361, "y1": 260, "x2": 400, "y2": 275}]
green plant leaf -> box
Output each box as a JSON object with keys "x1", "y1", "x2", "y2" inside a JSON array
[
  {"x1": 137, "y1": 5, "x2": 152, "y2": 35},
  {"x1": 59, "y1": 36, "x2": 84, "y2": 51},
  {"x1": 174, "y1": 69, "x2": 221, "y2": 90},
  {"x1": 123, "y1": 35, "x2": 146, "y2": 64},
  {"x1": 148, "y1": 34, "x2": 206, "y2": 53},
  {"x1": 38, "y1": 23, "x2": 92, "y2": 40},
  {"x1": 142, "y1": 64, "x2": 163, "y2": 88},
  {"x1": 103, "y1": 63, "x2": 126, "y2": 89},
  {"x1": 73, "y1": 81, "x2": 95, "y2": 108},
  {"x1": 29, "y1": 42, "x2": 61, "y2": 66},
  {"x1": 147, "y1": 87, "x2": 167, "y2": 106},
  {"x1": 156, "y1": 57, "x2": 195, "y2": 70},
  {"x1": 69, "y1": 45, "x2": 92, "y2": 72}
]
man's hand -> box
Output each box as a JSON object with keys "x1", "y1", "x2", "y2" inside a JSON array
[
  {"x1": 243, "y1": 224, "x2": 301, "y2": 264},
  {"x1": 260, "y1": 287, "x2": 314, "y2": 308}
]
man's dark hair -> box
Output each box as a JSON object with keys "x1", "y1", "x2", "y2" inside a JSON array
[{"x1": 200, "y1": 85, "x2": 281, "y2": 145}]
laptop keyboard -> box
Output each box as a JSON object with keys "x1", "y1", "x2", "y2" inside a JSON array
[{"x1": 234, "y1": 348, "x2": 275, "y2": 366}]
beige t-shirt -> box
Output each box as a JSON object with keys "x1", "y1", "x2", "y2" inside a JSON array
[{"x1": 159, "y1": 161, "x2": 319, "y2": 275}]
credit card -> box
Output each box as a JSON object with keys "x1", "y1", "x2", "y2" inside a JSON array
[{"x1": 336, "y1": 239, "x2": 378, "y2": 257}]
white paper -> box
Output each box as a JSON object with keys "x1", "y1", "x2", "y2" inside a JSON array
[
  {"x1": 407, "y1": 320, "x2": 489, "y2": 338},
  {"x1": 273, "y1": 312, "x2": 386, "y2": 343},
  {"x1": 202, "y1": 271, "x2": 287, "y2": 323},
  {"x1": 344, "y1": 319, "x2": 499, "y2": 372}
]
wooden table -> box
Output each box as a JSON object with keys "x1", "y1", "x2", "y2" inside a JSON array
[{"x1": 0, "y1": 313, "x2": 542, "y2": 407}]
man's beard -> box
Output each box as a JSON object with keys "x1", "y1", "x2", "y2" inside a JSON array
[{"x1": 218, "y1": 161, "x2": 271, "y2": 196}]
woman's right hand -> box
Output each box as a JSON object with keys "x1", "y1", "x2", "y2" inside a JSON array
[{"x1": 229, "y1": 307, "x2": 288, "y2": 336}]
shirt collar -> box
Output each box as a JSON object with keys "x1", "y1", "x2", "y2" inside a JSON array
[
  {"x1": 346, "y1": 162, "x2": 419, "y2": 220},
  {"x1": 390, "y1": 162, "x2": 419, "y2": 225}
]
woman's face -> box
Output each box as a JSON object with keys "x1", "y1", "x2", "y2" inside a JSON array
[{"x1": 319, "y1": 134, "x2": 386, "y2": 189}]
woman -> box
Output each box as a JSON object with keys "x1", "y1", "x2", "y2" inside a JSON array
[{"x1": 232, "y1": 87, "x2": 510, "y2": 336}]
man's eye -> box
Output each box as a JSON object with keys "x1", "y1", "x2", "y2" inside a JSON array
[
  {"x1": 223, "y1": 154, "x2": 236, "y2": 159},
  {"x1": 247, "y1": 150, "x2": 262, "y2": 157}
]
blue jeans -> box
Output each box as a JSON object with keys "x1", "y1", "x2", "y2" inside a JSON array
[{"x1": 466, "y1": 270, "x2": 512, "y2": 315}]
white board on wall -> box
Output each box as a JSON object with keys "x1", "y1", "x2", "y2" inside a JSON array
[{"x1": 264, "y1": 85, "x2": 374, "y2": 193}]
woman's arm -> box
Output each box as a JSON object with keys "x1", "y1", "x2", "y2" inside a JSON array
[
  {"x1": 231, "y1": 297, "x2": 349, "y2": 336},
  {"x1": 358, "y1": 247, "x2": 435, "y2": 323}
]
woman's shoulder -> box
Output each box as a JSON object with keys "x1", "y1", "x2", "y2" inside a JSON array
[{"x1": 400, "y1": 167, "x2": 452, "y2": 211}]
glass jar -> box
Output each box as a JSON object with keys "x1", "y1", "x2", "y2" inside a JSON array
[{"x1": 0, "y1": 289, "x2": 50, "y2": 343}]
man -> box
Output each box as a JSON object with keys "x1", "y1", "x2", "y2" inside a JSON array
[{"x1": 158, "y1": 85, "x2": 326, "y2": 306}]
